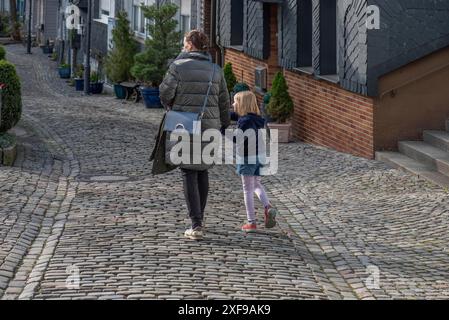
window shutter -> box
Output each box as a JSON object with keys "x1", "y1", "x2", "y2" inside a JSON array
[{"x1": 279, "y1": 0, "x2": 297, "y2": 69}]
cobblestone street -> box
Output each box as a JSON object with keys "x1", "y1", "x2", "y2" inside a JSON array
[{"x1": 1, "y1": 44, "x2": 449, "y2": 300}]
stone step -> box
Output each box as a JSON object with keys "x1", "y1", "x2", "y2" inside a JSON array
[
  {"x1": 398, "y1": 141, "x2": 449, "y2": 176},
  {"x1": 423, "y1": 130, "x2": 449, "y2": 152},
  {"x1": 376, "y1": 151, "x2": 449, "y2": 188}
]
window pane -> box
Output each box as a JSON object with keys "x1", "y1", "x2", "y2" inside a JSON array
[
  {"x1": 133, "y1": 6, "x2": 139, "y2": 31},
  {"x1": 297, "y1": 0, "x2": 313, "y2": 67},
  {"x1": 181, "y1": 0, "x2": 192, "y2": 16},
  {"x1": 181, "y1": 15, "x2": 191, "y2": 36},
  {"x1": 100, "y1": 0, "x2": 110, "y2": 15},
  {"x1": 140, "y1": 10, "x2": 145, "y2": 33}
]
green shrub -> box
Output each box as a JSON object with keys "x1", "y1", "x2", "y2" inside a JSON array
[
  {"x1": 0, "y1": 60, "x2": 22, "y2": 133},
  {"x1": 105, "y1": 11, "x2": 137, "y2": 84},
  {"x1": 0, "y1": 45, "x2": 5, "y2": 60},
  {"x1": 131, "y1": 3, "x2": 181, "y2": 87},
  {"x1": 90, "y1": 71, "x2": 100, "y2": 83},
  {"x1": 266, "y1": 72, "x2": 293, "y2": 124},
  {"x1": 0, "y1": 13, "x2": 10, "y2": 36},
  {"x1": 75, "y1": 65, "x2": 84, "y2": 78},
  {"x1": 223, "y1": 63, "x2": 237, "y2": 93}
]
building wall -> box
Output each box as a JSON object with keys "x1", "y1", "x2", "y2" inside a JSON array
[
  {"x1": 374, "y1": 45, "x2": 449, "y2": 151},
  {"x1": 43, "y1": 0, "x2": 59, "y2": 42},
  {"x1": 223, "y1": 3, "x2": 280, "y2": 96},
  {"x1": 367, "y1": 0, "x2": 449, "y2": 96},
  {"x1": 286, "y1": 70, "x2": 374, "y2": 159}
]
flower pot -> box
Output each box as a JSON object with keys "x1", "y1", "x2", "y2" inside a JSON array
[
  {"x1": 90, "y1": 82, "x2": 104, "y2": 94},
  {"x1": 140, "y1": 86, "x2": 162, "y2": 108},
  {"x1": 114, "y1": 84, "x2": 127, "y2": 99},
  {"x1": 41, "y1": 45, "x2": 53, "y2": 54},
  {"x1": 58, "y1": 66, "x2": 71, "y2": 79},
  {"x1": 74, "y1": 78, "x2": 84, "y2": 91},
  {"x1": 267, "y1": 122, "x2": 291, "y2": 143}
]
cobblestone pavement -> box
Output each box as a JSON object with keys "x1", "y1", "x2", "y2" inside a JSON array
[{"x1": 1, "y1": 44, "x2": 449, "y2": 300}]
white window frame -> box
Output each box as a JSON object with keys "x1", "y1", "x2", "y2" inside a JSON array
[{"x1": 96, "y1": 0, "x2": 113, "y2": 24}]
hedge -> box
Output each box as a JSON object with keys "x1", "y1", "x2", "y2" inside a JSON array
[{"x1": 0, "y1": 60, "x2": 22, "y2": 133}]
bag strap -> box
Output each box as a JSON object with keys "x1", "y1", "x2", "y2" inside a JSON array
[{"x1": 199, "y1": 63, "x2": 216, "y2": 120}]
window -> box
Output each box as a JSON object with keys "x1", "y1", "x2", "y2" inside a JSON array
[
  {"x1": 180, "y1": 0, "x2": 192, "y2": 36},
  {"x1": 230, "y1": 0, "x2": 244, "y2": 47},
  {"x1": 100, "y1": 0, "x2": 110, "y2": 17},
  {"x1": 133, "y1": 5, "x2": 140, "y2": 32},
  {"x1": 133, "y1": 4, "x2": 145, "y2": 35},
  {"x1": 297, "y1": 0, "x2": 313, "y2": 68},
  {"x1": 319, "y1": 0, "x2": 337, "y2": 75},
  {"x1": 181, "y1": 15, "x2": 191, "y2": 36},
  {"x1": 140, "y1": 8, "x2": 145, "y2": 34}
]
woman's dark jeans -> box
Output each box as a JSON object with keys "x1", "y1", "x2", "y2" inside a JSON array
[{"x1": 181, "y1": 169, "x2": 209, "y2": 229}]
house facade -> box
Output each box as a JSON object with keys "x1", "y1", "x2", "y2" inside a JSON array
[
  {"x1": 55, "y1": 0, "x2": 198, "y2": 81},
  {"x1": 198, "y1": 0, "x2": 449, "y2": 159},
  {"x1": 22, "y1": 0, "x2": 58, "y2": 44}
]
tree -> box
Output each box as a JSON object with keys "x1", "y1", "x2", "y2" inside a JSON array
[
  {"x1": 223, "y1": 63, "x2": 237, "y2": 94},
  {"x1": 266, "y1": 72, "x2": 293, "y2": 124},
  {"x1": 9, "y1": 0, "x2": 21, "y2": 41},
  {"x1": 131, "y1": 3, "x2": 181, "y2": 87},
  {"x1": 104, "y1": 11, "x2": 137, "y2": 84}
]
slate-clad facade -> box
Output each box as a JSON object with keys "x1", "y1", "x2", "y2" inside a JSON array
[{"x1": 201, "y1": 0, "x2": 449, "y2": 159}]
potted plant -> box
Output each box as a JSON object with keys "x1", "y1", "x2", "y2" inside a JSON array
[
  {"x1": 104, "y1": 11, "x2": 137, "y2": 100},
  {"x1": 224, "y1": 63, "x2": 238, "y2": 94},
  {"x1": 131, "y1": 3, "x2": 181, "y2": 108},
  {"x1": 41, "y1": 39, "x2": 53, "y2": 54},
  {"x1": 58, "y1": 62, "x2": 71, "y2": 79},
  {"x1": 89, "y1": 71, "x2": 104, "y2": 94},
  {"x1": 74, "y1": 65, "x2": 84, "y2": 91},
  {"x1": 266, "y1": 72, "x2": 294, "y2": 143},
  {"x1": 50, "y1": 51, "x2": 58, "y2": 61}
]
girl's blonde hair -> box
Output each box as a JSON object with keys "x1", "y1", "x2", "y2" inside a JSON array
[{"x1": 234, "y1": 91, "x2": 261, "y2": 116}]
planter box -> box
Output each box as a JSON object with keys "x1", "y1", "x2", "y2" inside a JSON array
[{"x1": 267, "y1": 123, "x2": 291, "y2": 143}]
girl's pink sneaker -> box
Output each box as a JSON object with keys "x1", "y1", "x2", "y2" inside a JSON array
[{"x1": 241, "y1": 223, "x2": 257, "y2": 233}]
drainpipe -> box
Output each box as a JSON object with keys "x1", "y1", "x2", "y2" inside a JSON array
[{"x1": 213, "y1": 0, "x2": 224, "y2": 67}]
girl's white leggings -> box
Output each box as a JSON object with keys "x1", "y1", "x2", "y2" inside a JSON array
[{"x1": 241, "y1": 176, "x2": 270, "y2": 223}]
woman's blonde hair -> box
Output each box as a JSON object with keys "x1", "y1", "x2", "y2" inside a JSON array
[{"x1": 234, "y1": 91, "x2": 261, "y2": 116}]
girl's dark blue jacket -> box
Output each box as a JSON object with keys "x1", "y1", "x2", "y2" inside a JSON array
[{"x1": 230, "y1": 112, "x2": 266, "y2": 159}]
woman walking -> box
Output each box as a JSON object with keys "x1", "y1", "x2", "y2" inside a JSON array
[{"x1": 158, "y1": 30, "x2": 231, "y2": 240}]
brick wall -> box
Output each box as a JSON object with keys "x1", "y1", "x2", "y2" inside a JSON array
[
  {"x1": 285, "y1": 70, "x2": 374, "y2": 159},
  {"x1": 222, "y1": 3, "x2": 375, "y2": 159}
]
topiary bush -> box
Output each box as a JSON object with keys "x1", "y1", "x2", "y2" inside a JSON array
[
  {"x1": 105, "y1": 11, "x2": 137, "y2": 84},
  {"x1": 0, "y1": 60, "x2": 22, "y2": 133},
  {"x1": 266, "y1": 72, "x2": 293, "y2": 124},
  {"x1": 0, "y1": 45, "x2": 6, "y2": 60},
  {"x1": 131, "y1": 3, "x2": 181, "y2": 87},
  {"x1": 223, "y1": 63, "x2": 237, "y2": 94}
]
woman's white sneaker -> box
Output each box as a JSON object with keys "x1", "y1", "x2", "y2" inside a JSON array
[{"x1": 184, "y1": 227, "x2": 204, "y2": 240}]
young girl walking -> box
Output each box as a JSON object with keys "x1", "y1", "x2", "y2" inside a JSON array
[{"x1": 231, "y1": 91, "x2": 278, "y2": 233}]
